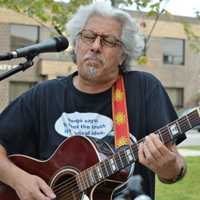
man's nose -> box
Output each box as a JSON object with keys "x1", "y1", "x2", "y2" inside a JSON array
[{"x1": 91, "y1": 36, "x2": 102, "y2": 52}]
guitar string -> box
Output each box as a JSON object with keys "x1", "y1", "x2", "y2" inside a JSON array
[
  {"x1": 56, "y1": 188, "x2": 81, "y2": 200},
  {"x1": 52, "y1": 113, "x2": 200, "y2": 197},
  {"x1": 51, "y1": 116, "x2": 189, "y2": 200},
  {"x1": 51, "y1": 115, "x2": 198, "y2": 199},
  {"x1": 53, "y1": 137, "x2": 181, "y2": 198},
  {"x1": 52, "y1": 126, "x2": 198, "y2": 200},
  {"x1": 51, "y1": 113, "x2": 200, "y2": 197},
  {"x1": 50, "y1": 115, "x2": 197, "y2": 200},
  {"x1": 52, "y1": 112, "x2": 198, "y2": 192}
]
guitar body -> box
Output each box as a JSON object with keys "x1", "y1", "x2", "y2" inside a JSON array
[
  {"x1": 0, "y1": 108, "x2": 200, "y2": 200},
  {"x1": 0, "y1": 136, "x2": 128, "y2": 200}
]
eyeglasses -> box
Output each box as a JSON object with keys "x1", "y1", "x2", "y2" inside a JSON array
[{"x1": 78, "y1": 29, "x2": 123, "y2": 48}]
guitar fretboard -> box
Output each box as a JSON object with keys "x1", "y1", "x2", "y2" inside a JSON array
[{"x1": 76, "y1": 108, "x2": 200, "y2": 191}]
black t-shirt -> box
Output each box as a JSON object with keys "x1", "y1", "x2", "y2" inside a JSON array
[{"x1": 0, "y1": 71, "x2": 186, "y2": 199}]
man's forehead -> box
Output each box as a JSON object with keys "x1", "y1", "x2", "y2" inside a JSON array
[{"x1": 83, "y1": 15, "x2": 122, "y2": 36}]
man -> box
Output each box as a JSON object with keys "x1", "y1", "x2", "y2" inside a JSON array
[{"x1": 0, "y1": 2, "x2": 186, "y2": 200}]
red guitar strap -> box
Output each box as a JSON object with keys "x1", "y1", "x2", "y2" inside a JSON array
[{"x1": 112, "y1": 74, "x2": 130, "y2": 148}]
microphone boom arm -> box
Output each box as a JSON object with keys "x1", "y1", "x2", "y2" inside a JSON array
[{"x1": 0, "y1": 55, "x2": 35, "y2": 82}]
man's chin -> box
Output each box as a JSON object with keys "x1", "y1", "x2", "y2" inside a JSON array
[{"x1": 88, "y1": 66, "x2": 97, "y2": 77}]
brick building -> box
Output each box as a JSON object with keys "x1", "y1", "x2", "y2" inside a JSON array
[
  {"x1": 0, "y1": 8, "x2": 75, "y2": 111},
  {"x1": 0, "y1": 8, "x2": 200, "y2": 111},
  {"x1": 131, "y1": 11, "x2": 200, "y2": 109}
]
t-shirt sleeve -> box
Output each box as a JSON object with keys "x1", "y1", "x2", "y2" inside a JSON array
[
  {"x1": 145, "y1": 81, "x2": 186, "y2": 145},
  {"x1": 0, "y1": 87, "x2": 39, "y2": 156}
]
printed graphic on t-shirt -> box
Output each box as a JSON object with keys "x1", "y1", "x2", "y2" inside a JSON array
[{"x1": 55, "y1": 112, "x2": 113, "y2": 139}]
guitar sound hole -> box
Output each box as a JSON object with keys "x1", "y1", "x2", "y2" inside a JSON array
[{"x1": 51, "y1": 170, "x2": 82, "y2": 200}]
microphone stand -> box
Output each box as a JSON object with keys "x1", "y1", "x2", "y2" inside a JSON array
[{"x1": 0, "y1": 55, "x2": 36, "y2": 81}]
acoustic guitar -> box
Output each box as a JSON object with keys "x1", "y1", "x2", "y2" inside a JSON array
[{"x1": 0, "y1": 108, "x2": 199, "y2": 200}]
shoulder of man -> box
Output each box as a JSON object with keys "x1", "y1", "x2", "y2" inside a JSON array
[
  {"x1": 123, "y1": 70, "x2": 163, "y2": 91},
  {"x1": 23, "y1": 74, "x2": 72, "y2": 97}
]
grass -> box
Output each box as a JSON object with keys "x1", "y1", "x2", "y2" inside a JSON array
[
  {"x1": 178, "y1": 145, "x2": 200, "y2": 151},
  {"x1": 155, "y1": 156, "x2": 200, "y2": 200}
]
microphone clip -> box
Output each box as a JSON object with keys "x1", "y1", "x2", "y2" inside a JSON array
[{"x1": 0, "y1": 55, "x2": 35, "y2": 82}]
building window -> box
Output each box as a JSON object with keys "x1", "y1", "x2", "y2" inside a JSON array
[
  {"x1": 161, "y1": 38, "x2": 185, "y2": 65},
  {"x1": 10, "y1": 24, "x2": 39, "y2": 50},
  {"x1": 9, "y1": 81, "x2": 36, "y2": 102},
  {"x1": 165, "y1": 87, "x2": 184, "y2": 109}
]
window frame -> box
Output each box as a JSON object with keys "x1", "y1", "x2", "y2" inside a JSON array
[
  {"x1": 165, "y1": 87, "x2": 184, "y2": 109},
  {"x1": 10, "y1": 23, "x2": 40, "y2": 51},
  {"x1": 162, "y1": 37, "x2": 185, "y2": 66}
]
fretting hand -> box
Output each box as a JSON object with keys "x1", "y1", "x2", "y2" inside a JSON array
[{"x1": 138, "y1": 133, "x2": 184, "y2": 181}]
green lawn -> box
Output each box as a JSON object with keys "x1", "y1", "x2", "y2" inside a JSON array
[
  {"x1": 156, "y1": 157, "x2": 200, "y2": 200},
  {"x1": 178, "y1": 146, "x2": 200, "y2": 151}
]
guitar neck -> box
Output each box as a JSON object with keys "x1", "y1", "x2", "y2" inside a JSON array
[
  {"x1": 76, "y1": 108, "x2": 200, "y2": 191},
  {"x1": 155, "y1": 108, "x2": 200, "y2": 144}
]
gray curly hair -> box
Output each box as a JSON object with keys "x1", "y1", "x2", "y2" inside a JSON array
[{"x1": 66, "y1": 2, "x2": 144, "y2": 70}]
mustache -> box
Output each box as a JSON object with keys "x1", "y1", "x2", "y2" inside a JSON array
[{"x1": 84, "y1": 54, "x2": 106, "y2": 64}]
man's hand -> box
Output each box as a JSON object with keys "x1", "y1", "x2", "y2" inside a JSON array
[
  {"x1": 0, "y1": 145, "x2": 56, "y2": 200},
  {"x1": 138, "y1": 133, "x2": 185, "y2": 181},
  {"x1": 12, "y1": 170, "x2": 56, "y2": 200}
]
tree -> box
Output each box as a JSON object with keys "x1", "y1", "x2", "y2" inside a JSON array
[
  {"x1": 0, "y1": 0, "x2": 92, "y2": 34},
  {"x1": 0, "y1": 0, "x2": 168, "y2": 34},
  {"x1": 1, "y1": 0, "x2": 199, "y2": 61}
]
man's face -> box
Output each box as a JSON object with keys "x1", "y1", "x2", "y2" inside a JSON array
[{"x1": 75, "y1": 15, "x2": 125, "y2": 84}]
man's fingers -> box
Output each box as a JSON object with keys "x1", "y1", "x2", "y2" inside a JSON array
[
  {"x1": 144, "y1": 135, "x2": 162, "y2": 161},
  {"x1": 38, "y1": 178, "x2": 56, "y2": 199}
]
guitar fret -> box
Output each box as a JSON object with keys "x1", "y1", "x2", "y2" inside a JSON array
[
  {"x1": 120, "y1": 150, "x2": 129, "y2": 166},
  {"x1": 101, "y1": 161, "x2": 109, "y2": 177},
  {"x1": 125, "y1": 148, "x2": 135, "y2": 163},
  {"x1": 93, "y1": 166, "x2": 99, "y2": 183},
  {"x1": 130, "y1": 144, "x2": 137, "y2": 160},
  {"x1": 165, "y1": 125, "x2": 172, "y2": 143},
  {"x1": 175, "y1": 120, "x2": 182, "y2": 135},
  {"x1": 168, "y1": 123, "x2": 179, "y2": 138},
  {"x1": 198, "y1": 108, "x2": 200, "y2": 116},
  {"x1": 118, "y1": 152, "x2": 124, "y2": 168},
  {"x1": 104, "y1": 159, "x2": 113, "y2": 176},
  {"x1": 186, "y1": 115, "x2": 192, "y2": 128},
  {"x1": 157, "y1": 129, "x2": 164, "y2": 143},
  {"x1": 182, "y1": 116, "x2": 191, "y2": 131},
  {"x1": 96, "y1": 165, "x2": 103, "y2": 180},
  {"x1": 189, "y1": 111, "x2": 200, "y2": 127},
  {"x1": 79, "y1": 171, "x2": 86, "y2": 190},
  {"x1": 114, "y1": 153, "x2": 123, "y2": 169},
  {"x1": 88, "y1": 169, "x2": 96, "y2": 185},
  {"x1": 178, "y1": 117, "x2": 187, "y2": 133},
  {"x1": 109, "y1": 157, "x2": 117, "y2": 172},
  {"x1": 83, "y1": 170, "x2": 90, "y2": 188},
  {"x1": 157, "y1": 127, "x2": 168, "y2": 144},
  {"x1": 76, "y1": 175, "x2": 83, "y2": 191}
]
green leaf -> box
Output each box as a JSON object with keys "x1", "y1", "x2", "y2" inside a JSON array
[
  {"x1": 137, "y1": 55, "x2": 148, "y2": 65},
  {"x1": 147, "y1": 10, "x2": 158, "y2": 17}
]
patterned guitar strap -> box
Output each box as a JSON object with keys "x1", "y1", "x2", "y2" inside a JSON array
[{"x1": 112, "y1": 74, "x2": 130, "y2": 149}]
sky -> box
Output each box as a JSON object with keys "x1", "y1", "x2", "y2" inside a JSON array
[
  {"x1": 57, "y1": 0, "x2": 200, "y2": 17},
  {"x1": 118, "y1": 0, "x2": 200, "y2": 17},
  {"x1": 163, "y1": 0, "x2": 200, "y2": 17}
]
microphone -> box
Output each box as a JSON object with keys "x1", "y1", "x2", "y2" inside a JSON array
[{"x1": 0, "y1": 36, "x2": 69, "y2": 61}]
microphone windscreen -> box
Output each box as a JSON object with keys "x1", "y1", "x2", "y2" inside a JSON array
[{"x1": 55, "y1": 36, "x2": 69, "y2": 52}]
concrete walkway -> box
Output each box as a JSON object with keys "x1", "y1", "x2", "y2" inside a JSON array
[{"x1": 176, "y1": 130, "x2": 200, "y2": 156}]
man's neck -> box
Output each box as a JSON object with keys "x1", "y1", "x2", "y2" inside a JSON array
[{"x1": 73, "y1": 75, "x2": 118, "y2": 94}]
